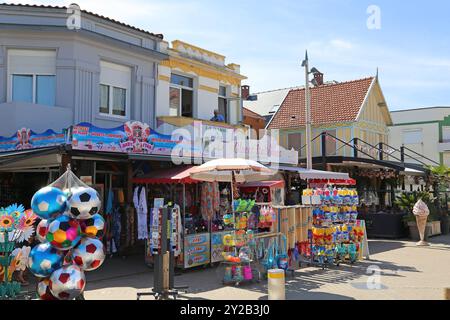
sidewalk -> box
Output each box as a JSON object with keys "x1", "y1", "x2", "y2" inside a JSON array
[{"x1": 81, "y1": 235, "x2": 450, "y2": 300}]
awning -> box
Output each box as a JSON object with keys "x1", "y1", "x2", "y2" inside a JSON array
[
  {"x1": 239, "y1": 180, "x2": 285, "y2": 189},
  {"x1": 133, "y1": 165, "x2": 199, "y2": 184},
  {"x1": 0, "y1": 146, "x2": 63, "y2": 171},
  {"x1": 274, "y1": 165, "x2": 350, "y2": 180}
]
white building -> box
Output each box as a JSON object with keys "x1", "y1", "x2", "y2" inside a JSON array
[{"x1": 389, "y1": 106, "x2": 450, "y2": 166}]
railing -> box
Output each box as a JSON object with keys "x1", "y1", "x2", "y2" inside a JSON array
[{"x1": 295, "y1": 132, "x2": 439, "y2": 167}]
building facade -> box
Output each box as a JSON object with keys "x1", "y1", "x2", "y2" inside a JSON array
[
  {"x1": 155, "y1": 40, "x2": 247, "y2": 135},
  {"x1": 0, "y1": 4, "x2": 168, "y2": 136},
  {"x1": 389, "y1": 107, "x2": 450, "y2": 166}
]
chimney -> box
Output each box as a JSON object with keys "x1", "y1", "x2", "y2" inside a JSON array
[
  {"x1": 313, "y1": 72, "x2": 324, "y2": 86},
  {"x1": 241, "y1": 85, "x2": 250, "y2": 100}
]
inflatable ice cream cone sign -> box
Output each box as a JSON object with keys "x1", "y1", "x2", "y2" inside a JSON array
[{"x1": 413, "y1": 199, "x2": 430, "y2": 246}]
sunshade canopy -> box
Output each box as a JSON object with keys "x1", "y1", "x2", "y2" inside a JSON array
[
  {"x1": 190, "y1": 158, "x2": 275, "y2": 183},
  {"x1": 274, "y1": 165, "x2": 350, "y2": 180}
]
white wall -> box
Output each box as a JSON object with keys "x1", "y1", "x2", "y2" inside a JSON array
[{"x1": 388, "y1": 122, "x2": 440, "y2": 164}]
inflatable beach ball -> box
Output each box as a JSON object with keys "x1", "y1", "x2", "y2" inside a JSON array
[
  {"x1": 46, "y1": 215, "x2": 81, "y2": 250},
  {"x1": 72, "y1": 238, "x2": 105, "y2": 271},
  {"x1": 27, "y1": 242, "x2": 64, "y2": 278},
  {"x1": 31, "y1": 187, "x2": 68, "y2": 220},
  {"x1": 49, "y1": 264, "x2": 86, "y2": 300},
  {"x1": 68, "y1": 187, "x2": 101, "y2": 220}
]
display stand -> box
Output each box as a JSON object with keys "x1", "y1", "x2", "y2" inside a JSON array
[{"x1": 137, "y1": 206, "x2": 188, "y2": 300}]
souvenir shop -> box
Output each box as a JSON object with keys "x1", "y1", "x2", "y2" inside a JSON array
[{"x1": 131, "y1": 162, "x2": 286, "y2": 271}]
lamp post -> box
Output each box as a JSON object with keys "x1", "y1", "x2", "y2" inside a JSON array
[
  {"x1": 301, "y1": 51, "x2": 321, "y2": 170},
  {"x1": 302, "y1": 51, "x2": 312, "y2": 170}
]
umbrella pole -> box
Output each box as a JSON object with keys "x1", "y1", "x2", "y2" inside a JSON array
[{"x1": 230, "y1": 172, "x2": 235, "y2": 256}]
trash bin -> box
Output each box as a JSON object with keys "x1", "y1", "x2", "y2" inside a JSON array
[{"x1": 268, "y1": 269, "x2": 285, "y2": 300}]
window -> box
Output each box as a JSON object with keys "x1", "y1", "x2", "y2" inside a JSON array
[
  {"x1": 170, "y1": 73, "x2": 193, "y2": 117},
  {"x1": 8, "y1": 49, "x2": 56, "y2": 106},
  {"x1": 218, "y1": 85, "x2": 228, "y2": 122},
  {"x1": 12, "y1": 75, "x2": 33, "y2": 103},
  {"x1": 99, "y1": 61, "x2": 131, "y2": 117},
  {"x1": 442, "y1": 127, "x2": 450, "y2": 143},
  {"x1": 288, "y1": 133, "x2": 302, "y2": 157},
  {"x1": 403, "y1": 129, "x2": 423, "y2": 145}
]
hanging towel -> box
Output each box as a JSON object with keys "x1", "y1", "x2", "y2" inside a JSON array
[{"x1": 133, "y1": 186, "x2": 149, "y2": 240}]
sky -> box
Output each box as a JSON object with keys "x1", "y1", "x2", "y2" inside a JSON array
[{"x1": 6, "y1": 0, "x2": 450, "y2": 110}]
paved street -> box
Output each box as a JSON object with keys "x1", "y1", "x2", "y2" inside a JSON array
[{"x1": 79, "y1": 235, "x2": 450, "y2": 300}]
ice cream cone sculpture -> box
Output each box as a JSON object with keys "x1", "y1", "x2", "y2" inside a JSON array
[{"x1": 413, "y1": 199, "x2": 430, "y2": 246}]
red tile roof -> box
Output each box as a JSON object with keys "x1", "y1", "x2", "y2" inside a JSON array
[
  {"x1": 0, "y1": 3, "x2": 164, "y2": 39},
  {"x1": 268, "y1": 77, "x2": 375, "y2": 129}
]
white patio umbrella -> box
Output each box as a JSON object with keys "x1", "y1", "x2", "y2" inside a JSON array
[{"x1": 189, "y1": 158, "x2": 275, "y2": 183}]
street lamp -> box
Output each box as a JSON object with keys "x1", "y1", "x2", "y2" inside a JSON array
[{"x1": 301, "y1": 51, "x2": 321, "y2": 170}]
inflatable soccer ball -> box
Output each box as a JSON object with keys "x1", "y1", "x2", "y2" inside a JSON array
[
  {"x1": 31, "y1": 187, "x2": 67, "y2": 220},
  {"x1": 80, "y1": 214, "x2": 105, "y2": 239},
  {"x1": 68, "y1": 187, "x2": 101, "y2": 220},
  {"x1": 37, "y1": 278, "x2": 58, "y2": 300},
  {"x1": 46, "y1": 215, "x2": 81, "y2": 250},
  {"x1": 49, "y1": 264, "x2": 86, "y2": 300},
  {"x1": 36, "y1": 219, "x2": 49, "y2": 243},
  {"x1": 27, "y1": 242, "x2": 64, "y2": 278},
  {"x1": 72, "y1": 238, "x2": 105, "y2": 271}
]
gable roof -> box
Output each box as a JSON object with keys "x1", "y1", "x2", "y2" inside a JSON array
[
  {"x1": 243, "y1": 107, "x2": 265, "y2": 120},
  {"x1": 268, "y1": 77, "x2": 376, "y2": 129},
  {"x1": 243, "y1": 87, "x2": 301, "y2": 117}
]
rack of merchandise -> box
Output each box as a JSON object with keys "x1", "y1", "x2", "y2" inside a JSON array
[
  {"x1": 300, "y1": 186, "x2": 364, "y2": 269},
  {"x1": 220, "y1": 198, "x2": 259, "y2": 285}
]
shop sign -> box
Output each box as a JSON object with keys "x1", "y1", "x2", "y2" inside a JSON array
[
  {"x1": 0, "y1": 128, "x2": 66, "y2": 153},
  {"x1": 71, "y1": 121, "x2": 191, "y2": 156},
  {"x1": 184, "y1": 233, "x2": 210, "y2": 268}
]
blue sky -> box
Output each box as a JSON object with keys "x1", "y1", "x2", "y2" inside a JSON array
[{"x1": 8, "y1": 0, "x2": 450, "y2": 110}]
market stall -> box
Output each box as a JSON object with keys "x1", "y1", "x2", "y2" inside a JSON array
[{"x1": 190, "y1": 158, "x2": 285, "y2": 285}]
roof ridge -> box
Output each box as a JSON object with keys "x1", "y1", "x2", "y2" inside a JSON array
[
  {"x1": 0, "y1": 3, "x2": 164, "y2": 39},
  {"x1": 290, "y1": 76, "x2": 375, "y2": 92}
]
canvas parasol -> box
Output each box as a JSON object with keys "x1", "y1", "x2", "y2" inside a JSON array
[{"x1": 189, "y1": 158, "x2": 275, "y2": 183}]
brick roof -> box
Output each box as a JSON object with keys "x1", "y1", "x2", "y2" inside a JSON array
[
  {"x1": 0, "y1": 3, "x2": 164, "y2": 39},
  {"x1": 268, "y1": 77, "x2": 375, "y2": 129}
]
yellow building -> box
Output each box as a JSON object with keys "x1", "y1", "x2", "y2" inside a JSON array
[{"x1": 156, "y1": 40, "x2": 247, "y2": 133}]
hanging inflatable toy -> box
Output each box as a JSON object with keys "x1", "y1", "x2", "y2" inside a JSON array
[{"x1": 31, "y1": 187, "x2": 68, "y2": 220}]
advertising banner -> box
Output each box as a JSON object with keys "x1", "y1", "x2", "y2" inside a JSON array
[
  {"x1": 184, "y1": 233, "x2": 210, "y2": 268},
  {"x1": 71, "y1": 121, "x2": 192, "y2": 157},
  {"x1": 0, "y1": 128, "x2": 66, "y2": 153}
]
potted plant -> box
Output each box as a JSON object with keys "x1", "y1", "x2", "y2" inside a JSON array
[
  {"x1": 395, "y1": 191, "x2": 435, "y2": 241},
  {"x1": 428, "y1": 165, "x2": 450, "y2": 235}
]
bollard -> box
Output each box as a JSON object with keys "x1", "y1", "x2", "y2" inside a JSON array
[
  {"x1": 445, "y1": 288, "x2": 450, "y2": 300},
  {"x1": 268, "y1": 269, "x2": 285, "y2": 300}
]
